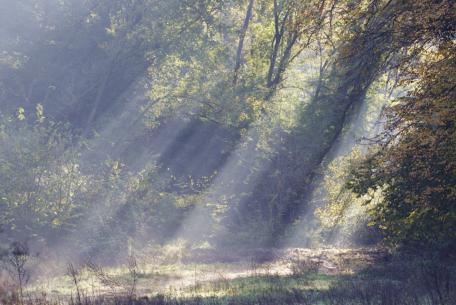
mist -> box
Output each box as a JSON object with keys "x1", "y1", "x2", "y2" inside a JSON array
[
  {"x1": 2, "y1": 1, "x2": 406, "y2": 265},
  {"x1": 1, "y1": 0, "x2": 455, "y2": 303}
]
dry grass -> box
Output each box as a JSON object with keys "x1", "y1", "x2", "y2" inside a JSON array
[{"x1": 1, "y1": 248, "x2": 454, "y2": 305}]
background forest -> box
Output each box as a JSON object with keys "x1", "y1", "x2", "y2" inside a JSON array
[{"x1": 0, "y1": 0, "x2": 455, "y2": 303}]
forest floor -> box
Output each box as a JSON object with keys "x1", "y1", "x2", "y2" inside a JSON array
[
  {"x1": 11, "y1": 247, "x2": 455, "y2": 304},
  {"x1": 27, "y1": 248, "x2": 388, "y2": 297}
]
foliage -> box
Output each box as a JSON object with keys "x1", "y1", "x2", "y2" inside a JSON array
[
  {"x1": 0, "y1": 110, "x2": 90, "y2": 243},
  {"x1": 0, "y1": 111, "x2": 210, "y2": 257},
  {"x1": 0, "y1": 0, "x2": 455, "y2": 258},
  {"x1": 348, "y1": 40, "x2": 456, "y2": 253},
  {"x1": 315, "y1": 149, "x2": 382, "y2": 246}
]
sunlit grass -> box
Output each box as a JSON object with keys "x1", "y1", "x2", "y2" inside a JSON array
[
  {"x1": 28, "y1": 264, "x2": 339, "y2": 302},
  {"x1": 26, "y1": 248, "x2": 378, "y2": 299},
  {"x1": 20, "y1": 250, "x2": 456, "y2": 305},
  {"x1": 181, "y1": 273, "x2": 338, "y2": 299},
  {"x1": 28, "y1": 262, "x2": 255, "y2": 297}
]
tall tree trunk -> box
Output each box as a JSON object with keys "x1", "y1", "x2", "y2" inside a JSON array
[
  {"x1": 233, "y1": 0, "x2": 255, "y2": 85},
  {"x1": 267, "y1": 0, "x2": 287, "y2": 87},
  {"x1": 272, "y1": 0, "x2": 405, "y2": 241}
]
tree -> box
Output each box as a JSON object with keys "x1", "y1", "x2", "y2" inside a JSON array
[
  {"x1": 348, "y1": 34, "x2": 456, "y2": 254},
  {"x1": 2, "y1": 242, "x2": 30, "y2": 305}
]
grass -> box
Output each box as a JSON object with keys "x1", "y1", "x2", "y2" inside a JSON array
[
  {"x1": 182, "y1": 273, "x2": 337, "y2": 298},
  {"x1": 4, "y1": 248, "x2": 455, "y2": 305}
]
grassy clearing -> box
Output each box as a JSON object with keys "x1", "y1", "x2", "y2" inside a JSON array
[
  {"x1": 4, "y1": 248, "x2": 455, "y2": 305},
  {"x1": 26, "y1": 248, "x2": 377, "y2": 297}
]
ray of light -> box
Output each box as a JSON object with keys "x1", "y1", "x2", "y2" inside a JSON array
[
  {"x1": 170, "y1": 120, "x2": 279, "y2": 247},
  {"x1": 39, "y1": 78, "x2": 195, "y2": 269}
]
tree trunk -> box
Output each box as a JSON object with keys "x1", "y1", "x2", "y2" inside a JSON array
[{"x1": 233, "y1": 0, "x2": 255, "y2": 85}]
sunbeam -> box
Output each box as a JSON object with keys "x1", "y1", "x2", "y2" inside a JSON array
[{"x1": 1, "y1": 0, "x2": 454, "y2": 303}]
